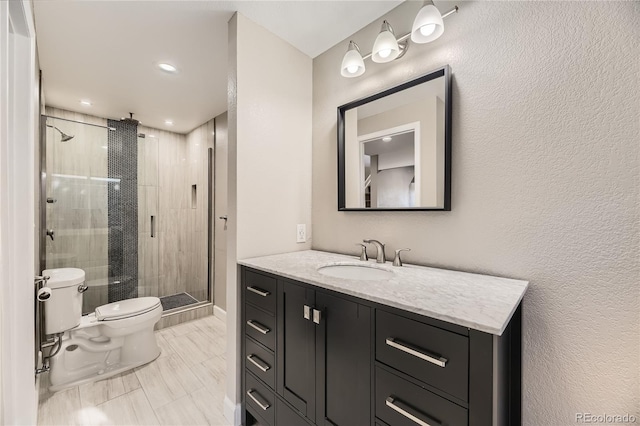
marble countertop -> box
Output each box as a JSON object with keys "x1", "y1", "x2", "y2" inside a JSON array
[{"x1": 238, "y1": 250, "x2": 528, "y2": 336}]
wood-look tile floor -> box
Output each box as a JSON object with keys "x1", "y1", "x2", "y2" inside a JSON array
[{"x1": 38, "y1": 315, "x2": 231, "y2": 426}]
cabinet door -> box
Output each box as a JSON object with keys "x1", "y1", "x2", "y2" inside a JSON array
[
  {"x1": 316, "y1": 292, "x2": 371, "y2": 426},
  {"x1": 277, "y1": 280, "x2": 316, "y2": 421}
]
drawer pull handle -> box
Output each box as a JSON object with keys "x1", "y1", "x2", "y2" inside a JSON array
[
  {"x1": 247, "y1": 389, "x2": 270, "y2": 411},
  {"x1": 247, "y1": 354, "x2": 270, "y2": 372},
  {"x1": 247, "y1": 286, "x2": 270, "y2": 297},
  {"x1": 385, "y1": 337, "x2": 447, "y2": 368},
  {"x1": 385, "y1": 396, "x2": 442, "y2": 426},
  {"x1": 247, "y1": 320, "x2": 270, "y2": 335}
]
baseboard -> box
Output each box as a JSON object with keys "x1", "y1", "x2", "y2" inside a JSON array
[
  {"x1": 214, "y1": 305, "x2": 226, "y2": 323},
  {"x1": 223, "y1": 395, "x2": 241, "y2": 426}
]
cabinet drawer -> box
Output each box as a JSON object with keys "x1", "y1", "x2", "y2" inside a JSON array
[
  {"x1": 246, "y1": 372, "x2": 276, "y2": 426},
  {"x1": 276, "y1": 399, "x2": 310, "y2": 426},
  {"x1": 245, "y1": 270, "x2": 277, "y2": 314},
  {"x1": 375, "y1": 366, "x2": 467, "y2": 426},
  {"x1": 376, "y1": 310, "x2": 469, "y2": 401},
  {"x1": 246, "y1": 304, "x2": 276, "y2": 351},
  {"x1": 246, "y1": 337, "x2": 275, "y2": 389}
]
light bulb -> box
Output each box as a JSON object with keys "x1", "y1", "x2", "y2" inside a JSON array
[
  {"x1": 347, "y1": 65, "x2": 359, "y2": 74},
  {"x1": 378, "y1": 49, "x2": 392, "y2": 59},
  {"x1": 420, "y1": 24, "x2": 436, "y2": 36}
]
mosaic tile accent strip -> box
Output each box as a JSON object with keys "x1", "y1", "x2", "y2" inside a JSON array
[{"x1": 107, "y1": 119, "x2": 138, "y2": 302}]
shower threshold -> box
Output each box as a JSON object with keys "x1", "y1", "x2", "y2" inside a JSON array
[{"x1": 159, "y1": 292, "x2": 199, "y2": 311}]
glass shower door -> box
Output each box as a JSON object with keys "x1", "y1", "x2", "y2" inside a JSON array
[{"x1": 44, "y1": 116, "x2": 112, "y2": 313}]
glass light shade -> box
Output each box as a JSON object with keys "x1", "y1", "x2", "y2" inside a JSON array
[
  {"x1": 372, "y1": 21, "x2": 400, "y2": 63},
  {"x1": 411, "y1": 3, "x2": 444, "y2": 43},
  {"x1": 340, "y1": 41, "x2": 365, "y2": 78}
]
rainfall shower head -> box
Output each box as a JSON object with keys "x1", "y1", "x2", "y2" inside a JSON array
[
  {"x1": 121, "y1": 112, "x2": 139, "y2": 126},
  {"x1": 46, "y1": 124, "x2": 74, "y2": 142}
]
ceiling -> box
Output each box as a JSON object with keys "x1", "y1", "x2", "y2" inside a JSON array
[{"x1": 33, "y1": 0, "x2": 403, "y2": 134}]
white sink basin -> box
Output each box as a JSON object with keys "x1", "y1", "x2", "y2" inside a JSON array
[{"x1": 317, "y1": 263, "x2": 394, "y2": 281}]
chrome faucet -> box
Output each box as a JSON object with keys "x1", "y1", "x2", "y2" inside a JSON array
[{"x1": 363, "y1": 239, "x2": 386, "y2": 263}]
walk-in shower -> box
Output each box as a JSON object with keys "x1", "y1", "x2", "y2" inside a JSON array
[{"x1": 40, "y1": 112, "x2": 213, "y2": 316}]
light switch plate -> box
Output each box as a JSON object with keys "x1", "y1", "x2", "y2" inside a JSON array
[{"x1": 296, "y1": 224, "x2": 306, "y2": 243}]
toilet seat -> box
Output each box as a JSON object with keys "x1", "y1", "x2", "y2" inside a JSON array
[{"x1": 95, "y1": 297, "x2": 161, "y2": 321}]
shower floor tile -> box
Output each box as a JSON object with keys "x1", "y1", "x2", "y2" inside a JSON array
[
  {"x1": 37, "y1": 315, "x2": 229, "y2": 426},
  {"x1": 160, "y1": 292, "x2": 199, "y2": 311}
]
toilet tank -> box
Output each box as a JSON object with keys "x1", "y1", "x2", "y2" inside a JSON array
[{"x1": 42, "y1": 268, "x2": 85, "y2": 335}]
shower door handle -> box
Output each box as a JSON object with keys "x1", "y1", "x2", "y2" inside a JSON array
[
  {"x1": 46, "y1": 229, "x2": 55, "y2": 241},
  {"x1": 150, "y1": 216, "x2": 155, "y2": 238}
]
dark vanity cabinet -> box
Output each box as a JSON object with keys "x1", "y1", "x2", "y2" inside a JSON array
[{"x1": 241, "y1": 266, "x2": 522, "y2": 426}]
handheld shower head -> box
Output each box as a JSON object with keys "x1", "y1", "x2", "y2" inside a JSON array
[{"x1": 46, "y1": 124, "x2": 74, "y2": 142}]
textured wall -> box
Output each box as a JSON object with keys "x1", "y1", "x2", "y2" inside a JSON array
[{"x1": 312, "y1": 2, "x2": 639, "y2": 425}]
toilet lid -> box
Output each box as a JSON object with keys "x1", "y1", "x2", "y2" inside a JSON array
[{"x1": 95, "y1": 297, "x2": 161, "y2": 321}]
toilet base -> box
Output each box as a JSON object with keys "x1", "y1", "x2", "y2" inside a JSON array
[
  {"x1": 48, "y1": 351, "x2": 160, "y2": 392},
  {"x1": 48, "y1": 323, "x2": 161, "y2": 392}
]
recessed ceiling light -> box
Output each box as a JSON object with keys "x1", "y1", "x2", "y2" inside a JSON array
[
  {"x1": 165, "y1": 120, "x2": 174, "y2": 126},
  {"x1": 80, "y1": 100, "x2": 92, "y2": 106},
  {"x1": 382, "y1": 136, "x2": 393, "y2": 142},
  {"x1": 157, "y1": 62, "x2": 179, "y2": 74}
]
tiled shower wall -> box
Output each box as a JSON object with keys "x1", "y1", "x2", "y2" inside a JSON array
[{"x1": 137, "y1": 119, "x2": 213, "y2": 303}]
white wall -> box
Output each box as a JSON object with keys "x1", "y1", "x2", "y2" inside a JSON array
[
  {"x1": 0, "y1": 0, "x2": 38, "y2": 423},
  {"x1": 226, "y1": 12, "x2": 312, "y2": 424},
  {"x1": 214, "y1": 112, "x2": 228, "y2": 311},
  {"x1": 312, "y1": 1, "x2": 639, "y2": 425}
]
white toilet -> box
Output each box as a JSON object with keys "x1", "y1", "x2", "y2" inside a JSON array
[{"x1": 42, "y1": 268, "x2": 162, "y2": 391}]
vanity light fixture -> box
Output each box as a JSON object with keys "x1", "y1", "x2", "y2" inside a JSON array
[
  {"x1": 340, "y1": 0, "x2": 458, "y2": 78},
  {"x1": 412, "y1": 0, "x2": 449, "y2": 43},
  {"x1": 372, "y1": 21, "x2": 402, "y2": 63},
  {"x1": 340, "y1": 41, "x2": 366, "y2": 77}
]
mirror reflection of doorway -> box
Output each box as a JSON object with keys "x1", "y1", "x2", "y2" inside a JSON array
[{"x1": 359, "y1": 123, "x2": 420, "y2": 208}]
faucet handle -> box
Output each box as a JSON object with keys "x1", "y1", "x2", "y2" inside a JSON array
[
  {"x1": 356, "y1": 243, "x2": 368, "y2": 261},
  {"x1": 393, "y1": 248, "x2": 411, "y2": 267}
]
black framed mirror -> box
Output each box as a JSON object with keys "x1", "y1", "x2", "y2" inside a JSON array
[{"x1": 337, "y1": 65, "x2": 451, "y2": 211}]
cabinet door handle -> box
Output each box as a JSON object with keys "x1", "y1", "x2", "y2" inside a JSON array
[
  {"x1": 247, "y1": 354, "x2": 270, "y2": 372},
  {"x1": 247, "y1": 389, "x2": 270, "y2": 411},
  {"x1": 247, "y1": 286, "x2": 270, "y2": 297},
  {"x1": 385, "y1": 337, "x2": 447, "y2": 368},
  {"x1": 303, "y1": 305, "x2": 311, "y2": 320},
  {"x1": 385, "y1": 397, "x2": 442, "y2": 426},
  {"x1": 247, "y1": 320, "x2": 270, "y2": 335},
  {"x1": 313, "y1": 309, "x2": 322, "y2": 325}
]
